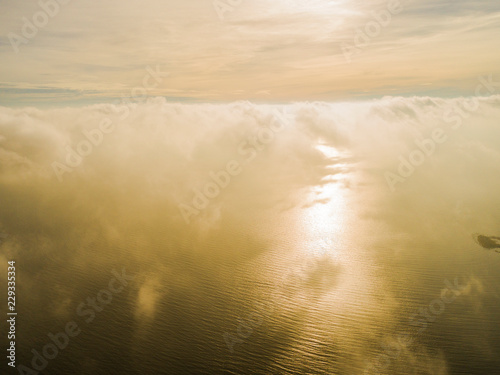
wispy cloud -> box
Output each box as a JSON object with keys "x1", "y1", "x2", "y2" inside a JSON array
[{"x1": 1, "y1": 0, "x2": 499, "y2": 104}]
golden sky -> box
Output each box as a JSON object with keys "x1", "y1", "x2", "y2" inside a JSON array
[{"x1": 1, "y1": 0, "x2": 500, "y2": 105}]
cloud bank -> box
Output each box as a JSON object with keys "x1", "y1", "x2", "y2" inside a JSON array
[{"x1": 1, "y1": 96, "x2": 500, "y2": 374}]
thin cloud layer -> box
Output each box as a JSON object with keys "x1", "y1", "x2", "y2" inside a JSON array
[{"x1": 1, "y1": 0, "x2": 500, "y2": 104}]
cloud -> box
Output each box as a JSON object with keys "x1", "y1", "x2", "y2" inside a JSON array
[
  {"x1": 1, "y1": 0, "x2": 500, "y2": 103},
  {"x1": 1, "y1": 96, "x2": 500, "y2": 373},
  {"x1": 1, "y1": 96, "x2": 499, "y2": 219}
]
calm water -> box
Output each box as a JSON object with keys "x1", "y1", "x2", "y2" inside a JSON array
[
  {"x1": 1, "y1": 101, "x2": 500, "y2": 374},
  {"x1": 7, "y1": 163, "x2": 500, "y2": 375}
]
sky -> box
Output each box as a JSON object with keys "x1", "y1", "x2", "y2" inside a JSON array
[{"x1": 0, "y1": 0, "x2": 500, "y2": 106}]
